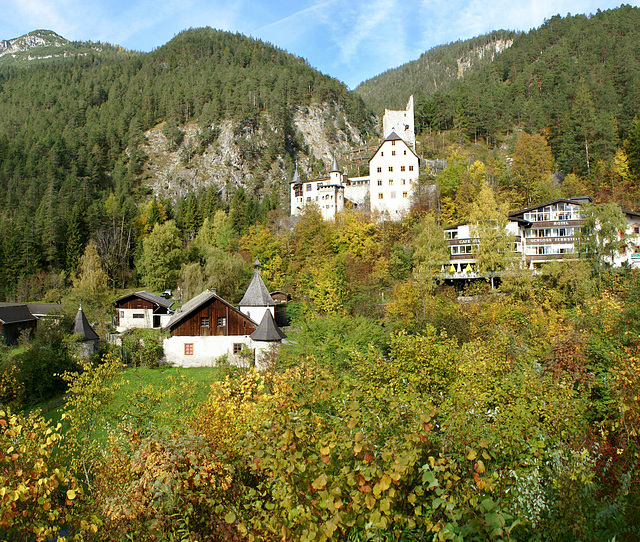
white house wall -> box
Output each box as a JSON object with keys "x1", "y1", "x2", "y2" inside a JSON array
[
  {"x1": 238, "y1": 305, "x2": 274, "y2": 325},
  {"x1": 164, "y1": 335, "x2": 254, "y2": 367},
  {"x1": 117, "y1": 309, "x2": 170, "y2": 332}
]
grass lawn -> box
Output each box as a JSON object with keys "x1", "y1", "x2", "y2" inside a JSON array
[{"x1": 44, "y1": 365, "x2": 228, "y2": 443}]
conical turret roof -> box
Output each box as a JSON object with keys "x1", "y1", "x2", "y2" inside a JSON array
[
  {"x1": 251, "y1": 310, "x2": 286, "y2": 342},
  {"x1": 74, "y1": 306, "x2": 99, "y2": 341},
  {"x1": 239, "y1": 260, "x2": 275, "y2": 307},
  {"x1": 292, "y1": 165, "x2": 301, "y2": 185},
  {"x1": 330, "y1": 154, "x2": 340, "y2": 173}
]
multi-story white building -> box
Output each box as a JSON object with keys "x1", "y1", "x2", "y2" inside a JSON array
[
  {"x1": 369, "y1": 132, "x2": 420, "y2": 219},
  {"x1": 290, "y1": 156, "x2": 346, "y2": 220},
  {"x1": 442, "y1": 197, "x2": 640, "y2": 280}
]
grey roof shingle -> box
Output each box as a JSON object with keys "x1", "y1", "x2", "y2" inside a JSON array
[
  {"x1": 239, "y1": 261, "x2": 275, "y2": 307},
  {"x1": 292, "y1": 165, "x2": 301, "y2": 185},
  {"x1": 0, "y1": 304, "x2": 37, "y2": 325},
  {"x1": 250, "y1": 310, "x2": 286, "y2": 342},
  {"x1": 74, "y1": 307, "x2": 99, "y2": 341}
]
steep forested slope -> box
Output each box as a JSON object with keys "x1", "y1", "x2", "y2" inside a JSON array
[
  {"x1": 0, "y1": 28, "x2": 373, "y2": 299},
  {"x1": 355, "y1": 30, "x2": 516, "y2": 113},
  {"x1": 416, "y1": 6, "x2": 640, "y2": 175}
]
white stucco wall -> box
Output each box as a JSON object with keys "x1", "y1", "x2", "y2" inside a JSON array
[
  {"x1": 117, "y1": 309, "x2": 171, "y2": 333},
  {"x1": 238, "y1": 305, "x2": 274, "y2": 324},
  {"x1": 164, "y1": 335, "x2": 254, "y2": 367}
]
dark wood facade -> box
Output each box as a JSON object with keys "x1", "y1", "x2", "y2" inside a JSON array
[
  {"x1": 118, "y1": 298, "x2": 155, "y2": 310},
  {"x1": 0, "y1": 318, "x2": 37, "y2": 345},
  {"x1": 169, "y1": 297, "x2": 256, "y2": 337}
]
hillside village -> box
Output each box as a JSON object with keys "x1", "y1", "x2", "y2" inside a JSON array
[{"x1": 2, "y1": 7, "x2": 640, "y2": 541}]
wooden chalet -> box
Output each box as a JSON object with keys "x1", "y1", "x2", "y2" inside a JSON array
[{"x1": 115, "y1": 291, "x2": 174, "y2": 331}]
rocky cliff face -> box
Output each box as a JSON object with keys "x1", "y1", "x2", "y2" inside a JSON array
[
  {"x1": 0, "y1": 30, "x2": 102, "y2": 65},
  {"x1": 456, "y1": 38, "x2": 513, "y2": 78},
  {"x1": 140, "y1": 104, "x2": 366, "y2": 203}
]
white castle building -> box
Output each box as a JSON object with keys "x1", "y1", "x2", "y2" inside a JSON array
[{"x1": 289, "y1": 96, "x2": 419, "y2": 221}]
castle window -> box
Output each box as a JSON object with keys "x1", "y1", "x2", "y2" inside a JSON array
[
  {"x1": 409, "y1": 165, "x2": 414, "y2": 171},
  {"x1": 401, "y1": 166, "x2": 405, "y2": 172},
  {"x1": 306, "y1": 197, "x2": 311, "y2": 202},
  {"x1": 389, "y1": 179, "x2": 393, "y2": 186},
  {"x1": 381, "y1": 151, "x2": 384, "y2": 156},
  {"x1": 402, "y1": 179, "x2": 406, "y2": 185},
  {"x1": 403, "y1": 192, "x2": 408, "y2": 198},
  {"x1": 392, "y1": 151, "x2": 396, "y2": 156},
  {"x1": 404, "y1": 150, "x2": 407, "y2": 155},
  {"x1": 377, "y1": 180, "x2": 382, "y2": 186},
  {"x1": 391, "y1": 140, "x2": 396, "y2": 146},
  {"x1": 377, "y1": 167, "x2": 382, "y2": 173},
  {"x1": 306, "y1": 184, "x2": 311, "y2": 191},
  {"x1": 388, "y1": 166, "x2": 393, "y2": 172},
  {"x1": 391, "y1": 191, "x2": 396, "y2": 199},
  {"x1": 378, "y1": 193, "x2": 384, "y2": 199}
]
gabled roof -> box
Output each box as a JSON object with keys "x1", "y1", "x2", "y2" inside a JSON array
[
  {"x1": 0, "y1": 304, "x2": 37, "y2": 325},
  {"x1": 165, "y1": 289, "x2": 257, "y2": 331},
  {"x1": 74, "y1": 307, "x2": 99, "y2": 341},
  {"x1": 239, "y1": 261, "x2": 275, "y2": 307},
  {"x1": 26, "y1": 303, "x2": 63, "y2": 317},
  {"x1": 251, "y1": 310, "x2": 286, "y2": 342},
  {"x1": 115, "y1": 291, "x2": 173, "y2": 309},
  {"x1": 368, "y1": 131, "x2": 419, "y2": 162}
]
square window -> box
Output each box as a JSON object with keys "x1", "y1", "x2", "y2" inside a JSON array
[
  {"x1": 377, "y1": 166, "x2": 382, "y2": 173},
  {"x1": 403, "y1": 192, "x2": 408, "y2": 198},
  {"x1": 233, "y1": 343, "x2": 243, "y2": 354},
  {"x1": 388, "y1": 166, "x2": 393, "y2": 172},
  {"x1": 185, "y1": 343, "x2": 194, "y2": 355},
  {"x1": 306, "y1": 184, "x2": 311, "y2": 191},
  {"x1": 377, "y1": 179, "x2": 382, "y2": 186},
  {"x1": 409, "y1": 165, "x2": 414, "y2": 171},
  {"x1": 217, "y1": 317, "x2": 226, "y2": 327},
  {"x1": 378, "y1": 193, "x2": 384, "y2": 199},
  {"x1": 200, "y1": 317, "x2": 209, "y2": 327},
  {"x1": 391, "y1": 140, "x2": 396, "y2": 146},
  {"x1": 389, "y1": 179, "x2": 393, "y2": 186},
  {"x1": 306, "y1": 197, "x2": 311, "y2": 202}
]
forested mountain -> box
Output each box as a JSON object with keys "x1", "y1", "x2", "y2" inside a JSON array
[
  {"x1": 0, "y1": 27, "x2": 373, "y2": 300},
  {"x1": 360, "y1": 6, "x2": 640, "y2": 179},
  {"x1": 355, "y1": 30, "x2": 516, "y2": 113}
]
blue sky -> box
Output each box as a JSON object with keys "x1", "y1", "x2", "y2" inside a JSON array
[{"x1": 2, "y1": 1, "x2": 637, "y2": 88}]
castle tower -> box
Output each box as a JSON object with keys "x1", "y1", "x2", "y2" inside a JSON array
[{"x1": 383, "y1": 95, "x2": 415, "y2": 150}]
